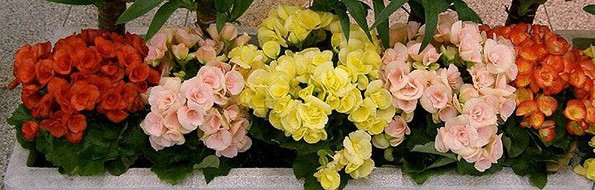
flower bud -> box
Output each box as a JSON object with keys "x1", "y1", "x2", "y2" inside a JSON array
[
  {"x1": 372, "y1": 134, "x2": 390, "y2": 149},
  {"x1": 195, "y1": 46, "x2": 217, "y2": 64},
  {"x1": 220, "y1": 23, "x2": 239, "y2": 41},
  {"x1": 172, "y1": 43, "x2": 189, "y2": 61}
]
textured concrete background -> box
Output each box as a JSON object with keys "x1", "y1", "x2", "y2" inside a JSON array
[{"x1": 0, "y1": 0, "x2": 594, "y2": 186}]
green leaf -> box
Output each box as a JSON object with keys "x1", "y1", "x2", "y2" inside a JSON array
[
  {"x1": 504, "y1": 117, "x2": 530, "y2": 158},
  {"x1": 7, "y1": 104, "x2": 36, "y2": 149},
  {"x1": 47, "y1": 0, "x2": 94, "y2": 5},
  {"x1": 370, "y1": 0, "x2": 407, "y2": 29},
  {"x1": 214, "y1": 0, "x2": 233, "y2": 12},
  {"x1": 203, "y1": 158, "x2": 232, "y2": 183},
  {"x1": 194, "y1": 155, "x2": 220, "y2": 169},
  {"x1": 151, "y1": 163, "x2": 194, "y2": 185},
  {"x1": 411, "y1": 142, "x2": 457, "y2": 160},
  {"x1": 293, "y1": 153, "x2": 320, "y2": 179},
  {"x1": 145, "y1": 1, "x2": 183, "y2": 40},
  {"x1": 336, "y1": 8, "x2": 351, "y2": 40},
  {"x1": 451, "y1": 0, "x2": 482, "y2": 23},
  {"x1": 116, "y1": 0, "x2": 163, "y2": 25},
  {"x1": 529, "y1": 166, "x2": 547, "y2": 189},
  {"x1": 310, "y1": 0, "x2": 337, "y2": 12},
  {"x1": 403, "y1": 160, "x2": 450, "y2": 184},
  {"x1": 419, "y1": 0, "x2": 450, "y2": 53},
  {"x1": 216, "y1": 12, "x2": 227, "y2": 32},
  {"x1": 229, "y1": 0, "x2": 254, "y2": 21},
  {"x1": 304, "y1": 175, "x2": 325, "y2": 190},
  {"x1": 372, "y1": 0, "x2": 391, "y2": 48},
  {"x1": 585, "y1": 5, "x2": 595, "y2": 15},
  {"x1": 342, "y1": 0, "x2": 373, "y2": 41},
  {"x1": 426, "y1": 157, "x2": 456, "y2": 169}
]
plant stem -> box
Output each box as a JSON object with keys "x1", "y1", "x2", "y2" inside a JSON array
[
  {"x1": 97, "y1": 0, "x2": 126, "y2": 35},
  {"x1": 195, "y1": 0, "x2": 217, "y2": 32},
  {"x1": 506, "y1": 0, "x2": 542, "y2": 25}
]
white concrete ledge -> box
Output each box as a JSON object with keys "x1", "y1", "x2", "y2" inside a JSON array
[{"x1": 5, "y1": 144, "x2": 593, "y2": 190}]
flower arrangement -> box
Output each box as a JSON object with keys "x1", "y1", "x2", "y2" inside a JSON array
[
  {"x1": 7, "y1": 2, "x2": 595, "y2": 190},
  {"x1": 9, "y1": 29, "x2": 159, "y2": 143}
]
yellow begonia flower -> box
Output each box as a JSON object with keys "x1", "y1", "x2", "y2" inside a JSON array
[
  {"x1": 228, "y1": 44, "x2": 265, "y2": 69},
  {"x1": 281, "y1": 108, "x2": 302, "y2": 134},
  {"x1": 295, "y1": 9, "x2": 321, "y2": 30},
  {"x1": 336, "y1": 88, "x2": 363, "y2": 114},
  {"x1": 575, "y1": 158, "x2": 595, "y2": 181},
  {"x1": 268, "y1": 80, "x2": 290, "y2": 99},
  {"x1": 341, "y1": 130, "x2": 372, "y2": 167},
  {"x1": 365, "y1": 80, "x2": 393, "y2": 109},
  {"x1": 347, "y1": 158, "x2": 375, "y2": 179},
  {"x1": 314, "y1": 166, "x2": 341, "y2": 190},
  {"x1": 355, "y1": 116, "x2": 387, "y2": 135},
  {"x1": 349, "y1": 98, "x2": 377, "y2": 123},
  {"x1": 263, "y1": 41, "x2": 281, "y2": 59}
]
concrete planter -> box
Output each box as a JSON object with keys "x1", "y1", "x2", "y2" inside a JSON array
[
  {"x1": 4, "y1": 28, "x2": 595, "y2": 189},
  {"x1": 5, "y1": 144, "x2": 593, "y2": 189}
]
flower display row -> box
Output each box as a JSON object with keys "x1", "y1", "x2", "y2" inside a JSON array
[{"x1": 7, "y1": 4, "x2": 595, "y2": 190}]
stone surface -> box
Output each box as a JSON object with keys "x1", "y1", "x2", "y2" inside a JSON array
[{"x1": 5, "y1": 145, "x2": 593, "y2": 190}]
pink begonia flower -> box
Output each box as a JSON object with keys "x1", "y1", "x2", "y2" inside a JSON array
[
  {"x1": 204, "y1": 130, "x2": 233, "y2": 151},
  {"x1": 449, "y1": 21, "x2": 482, "y2": 45},
  {"x1": 435, "y1": 115, "x2": 479, "y2": 152},
  {"x1": 148, "y1": 86, "x2": 185, "y2": 116},
  {"x1": 438, "y1": 104, "x2": 459, "y2": 122},
  {"x1": 140, "y1": 111, "x2": 166, "y2": 136},
  {"x1": 177, "y1": 106, "x2": 205, "y2": 133},
  {"x1": 469, "y1": 65, "x2": 495, "y2": 89},
  {"x1": 149, "y1": 135, "x2": 173, "y2": 151},
  {"x1": 463, "y1": 98, "x2": 498, "y2": 127},
  {"x1": 439, "y1": 64, "x2": 464, "y2": 91},
  {"x1": 148, "y1": 32, "x2": 169, "y2": 52},
  {"x1": 499, "y1": 98, "x2": 516, "y2": 121},
  {"x1": 207, "y1": 61, "x2": 232, "y2": 73},
  {"x1": 434, "y1": 12, "x2": 456, "y2": 42},
  {"x1": 174, "y1": 28, "x2": 200, "y2": 47},
  {"x1": 484, "y1": 39, "x2": 515, "y2": 74},
  {"x1": 200, "y1": 109, "x2": 224, "y2": 135},
  {"x1": 474, "y1": 156, "x2": 493, "y2": 172},
  {"x1": 420, "y1": 84, "x2": 452, "y2": 113},
  {"x1": 392, "y1": 74, "x2": 424, "y2": 101},
  {"x1": 180, "y1": 77, "x2": 214, "y2": 110},
  {"x1": 158, "y1": 77, "x2": 181, "y2": 90},
  {"x1": 198, "y1": 66, "x2": 225, "y2": 91},
  {"x1": 480, "y1": 74, "x2": 516, "y2": 97},
  {"x1": 407, "y1": 43, "x2": 440, "y2": 65},
  {"x1": 163, "y1": 129, "x2": 186, "y2": 145},
  {"x1": 459, "y1": 36, "x2": 483, "y2": 63},
  {"x1": 199, "y1": 39, "x2": 224, "y2": 54},
  {"x1": 225, "y1": 70, "x2": 245, "y2": 95},
  {"x1": 234, "y1": 32, "x2": 251, "y2": 47},
  {"x1": 382, "y1": 43, "x2": 409, "y2": 66},
  {"x1": 195, "y1": 46, "x2": 217, "y2": 64},
  {"x1": 163, "y1": 111, "x2": 182, "y2": 132},
  {"x1": 146, "y1": 46, "x2": 165, "y2": 62},
  {"x1": 220, "y1": 23, "x2": 239, "y2": 41},
  {"x1": 384, "y1": 116, "x2": 411, "y2": 138},
  {"x1": 454, "y1": 146, "x2": 483, "y2": 163},
  {"x1": 386, "y1": 63, "x2": 410, "y2": 92},
  {"x1": 396, "y1": 99, "x2": 417, "y2": 113},
  {"x1": 484, "y1": 134, "x2": 504, "y2": 163},
  {"x1": 224, "y1": 104, "x2": 243, "y2": 122},
  {"x1": 213, "y1": 91, "x2": 230, "y2": 106},
  {"x1": 217, "y1": 146, "x2": 239, "y2": 158},
  {"x1": 205, "y1": 24, "x2": 221, "y2": 41},
  {"x1": 459, "y1": 84, "x2": 479, "y2": 103}
]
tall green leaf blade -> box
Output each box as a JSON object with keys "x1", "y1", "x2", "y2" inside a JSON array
[
  {"x1": 145, "y1": 1, "x2": 182, "y2": 40},
  {"x1": 452, "y1": 0, "x2": 482, "y2": 23},
  {"x1": 47, "y1": 0, "x2": 94, "y2": 5},
  {"x1": 342, "y1": 0, "x2": 373, "y2": 41},
  {"x1": 229, "y1": 0, "x2": 254, "y2": 21},
  {"x1": 419, "y1": 0, "x2": 450, "y2": 53},
  {"x1": 372, "y1": 0, "x2": 390, "y2": 48},
  {"x1": 370, "y1": 0, "x2": 407, "y2": 29},
  {"x1": 216, "y1": 12, "x2": 227, "y2": 32},
  {"x1": 336, "y1": 8, "x2": 351, "y2": 41},
  {"x1": 585, "y1": 4, "x2": 595, "y2": 15},
  {"x1": 214, "y1": 0, "x2": 233, "y2": 12},
  {"x1": 116, "y1": 0, "x2": 163, "y2": 25}
]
